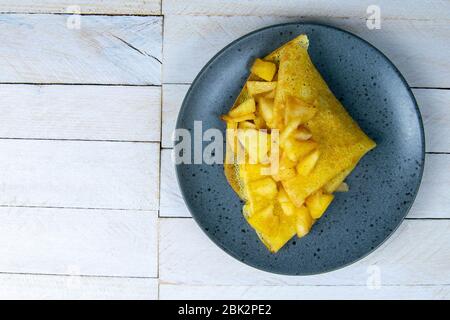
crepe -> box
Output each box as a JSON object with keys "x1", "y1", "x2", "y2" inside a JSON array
[
  {"x1": 224, "y1": 35, "x2": 309, "y2": 197},
  {"x1": 274, "y1": 37, "x2": 376, "y2": 207},
  {"x1": 222, "y1": 34, "x2": 376, "y2": 253}
]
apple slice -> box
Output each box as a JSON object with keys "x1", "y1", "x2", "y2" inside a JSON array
[
  {"x1": 248, "y1": 177, "x2": 278, "y2": 200},
  {"x1": 296, "y1": 205, "x2": 313, "y2": 238},
  {"x1": 247, "y1": 81, "x2": 277, "y2": 97},
  {"x1": 305, "y1": 189, "x2": 334, "y2": 219},
  {"x1": 283, "y1": 138, "x2": 318, "y2": 162},
  {"x1": 228, "y1": 98, "x2": 256, "y2": 118},
  {"x1": 238, "y1": 121, "x2": 256, "y2": 129},
  {"x1": 285, "y1": 95, "x2": 317, "y2": 124},
  {"x1": 237, "y1": 129, "x2": 270, "y2": 163},
  {"x1": 222, "y1": 113, "x2": 255, "y2": 123},
  {"x1": 296, "y1": 149, "x2": 320, "y2": 176},
  {"x1": 257, "y1": 97, "x2": 275, "y2": 128},
  {"x1": 294, "y1": 126, "x2": 312, "y2": 140},
  {"x1": 251, "y1": 58, "x2": 277, "y2": 81},
  {"x1": 279, "y1": 119, "x2": 301, "y2": 145}
]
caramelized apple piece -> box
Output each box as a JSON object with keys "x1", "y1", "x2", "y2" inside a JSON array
[
  {"x1": 248, "y1": 177, "x2": 278, "y2": 200},
  {"x1": 248, "y1": 204, "x2": 280, "y2": 236},
  {"x1": 239, "y1": 163, "x2": 269, "y2": 184},
  {"x1": 272, "y1": 152, "x2": 297, "y2": 181},
  {"x1": 247, "y1": 81, "x2": 277, "y2": 97},
  {"x1": 323, "y1": 167, "x2": 353, "y2": 193},
  {"x1": 257, "y1": 97, "x2": 275, "y2": 128},
  {"x1": 238, "y1": 121, "x2": 256, "y2": 129},
  {"x1": 283, "y1": 138, "x2": 318, "y2": 162},
  {"x1": 296, "y1": 149, "x2": 320, "y2": 176},
  {"x1": 305, "y1": 189, "x2": 334, "y2": 219},
  {"x1": 228, "y1": 98, "x2": 256, "y2": 118},
  {"x1": 296, "y1": 205, "x2": 313, "y2": 238},
  {"x1": 294, "y1": 126, "x2": 312, "y2": 140},
  {"x1": 237, "y1": 129, "x2": 270, "y2": 163},
  {"x1": 335, "y1": 182, "x2": 349, "y2": 192},
  {"x1": 285, "y1": 95, "x2": 317, "y2": 124},
  {"x1": 253, "y1": 114, "x2": 266, "y2": 129},
  {"x1": 280, "y1": 119, "x2": 301, "y2": 145},
  {"x1": 222, "y1": 113, "x2": 255, "y2": 122},
  {"x1": 251, "y1": 58, "x2": 277, "y2": 81},
  {"x1": 264, "y1": 89, "x2": 276, "y2": 99}
]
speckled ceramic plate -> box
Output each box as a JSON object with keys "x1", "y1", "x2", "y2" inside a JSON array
[{"x1": 175, "y1": 22, "x2": 425, "y2": 275}]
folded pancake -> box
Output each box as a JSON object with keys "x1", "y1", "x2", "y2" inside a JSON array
[
  {"x1": 222, "y1": 34, "x2": 376, "y2": 253},
  {"x1": 274, "y1": 37, "x2": 376, "y2": 207},
  {"x1": 224, "y1": 35, "x2": 309, "y2": 198}
]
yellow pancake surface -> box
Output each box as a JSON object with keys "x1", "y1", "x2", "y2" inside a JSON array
[{"x1": 274, "y1": 37, "x2": 376, "y2": 207}]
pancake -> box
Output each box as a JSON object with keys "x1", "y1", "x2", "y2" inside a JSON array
[{"x1": 222, "y1": 34, "x2": 376, "y2": 252}]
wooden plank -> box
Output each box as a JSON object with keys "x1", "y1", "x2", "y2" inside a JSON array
[
  {"x1": 159, "y1": 153, "x2": 450, "y2": 218},
  {"x1": 160, "y1": 149, "x2": 190, "y2": 217},
  {"x1": 0, "y1": 274, "x2": 157, "y2": 300},
  {"x1": 0, "y1": 15, "x2": 162, "y2": 85},
  {"x1": 415, "y1": 89, "x2": 450, "y2": 153},
  {"x1": 0, "y1": 207, "x2": 157, "y2": 277},
  {"x1": 0, "y1": 0, "x2": 161, "y2": 15},
  {"x1": 411, "y1": 154, "x2": 450, "y2": 218},
  {"x1": 0, "y1": 85, "x2": 161, "y2": 141},
  {"x1": 160, "y1": 284, "x2": 450, "y2": 300},
  {"x1": 159, "y1": 218, "x2": 450, "y2": 286},
  {"x1": 161, "y1": 84, "x2": 189, "y2": 147},
  {"x1": 0, "y1": 140, "x2": 159, "y2": 210},
  {"x1": 162, "y1": 86, "x2": 450, "y2": 152},
  {"x1": 163, "y1": 16, "x2": 450, "y2": 87},
  {"x1": 163, "y1": 0, "x2": 450, "y2": 19}
]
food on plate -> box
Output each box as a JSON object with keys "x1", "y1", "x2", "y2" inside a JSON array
[{"x1": 221, "y1": 34, "x2": 376, "y2": 253}]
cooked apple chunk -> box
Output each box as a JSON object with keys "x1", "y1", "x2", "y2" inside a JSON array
[
  {"x1": 248, "y1": 177, "x2": 278, "y2": 200},
  {"x1": 251, "y1": 58, "x2": 277, "y2": 81},
  {"x1": 296, "y1": 205, "x2": 313, "y2": 238},
  {"x1": 257, "y1": 97, "x2": 275, "y2": 128},
  {"x1": 305, "y1": 189, "x2": 334, "y2": 219},
  {"x1": 294, "y1": 126, "x2": 312, "y2": 140},
  {"x1": 264, "y1": 89, "x2": 276, "y2": 99},
  {"x1": 237, "y1": 129, "x2": 270, "y2": 163},
  {"x1": 222, "y1": 113, "x2": 255, "y2": 123},
  {"x1": 296, "y1": 149, "x2": 320, "y2": 176},
  {"x1": 280, "y1": 119, "x2": 301, "y2": 145},
  {"x1": 272, "y1": 152, "x2": 297, "y2": 181},
  {"x1": 247, "y1": 81, "x2": 277, "y2": 97},
  {"x1": 283, "y1": 138, "x2": 318, "y2": 162},
  {"x1": 285, "y1": 95, "x2": 317, "y2": 124},
  {"x1": 335, "y1": 182, "x2": 349, "y2": 192},
  {"x1": 238, "y1": 121, "x2": 256, "y2": 129},
  {"x1": 228, "y1": 98, "x2": 256, "y2": 118}
]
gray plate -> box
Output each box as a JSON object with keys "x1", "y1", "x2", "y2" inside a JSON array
[{"x1": 175, "y1": 22, "x2": 425, "y2": 275}]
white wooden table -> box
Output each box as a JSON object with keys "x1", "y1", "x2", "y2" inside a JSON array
[{"x1": 0, "y1": 0, "x2": 448, "y2": 300}]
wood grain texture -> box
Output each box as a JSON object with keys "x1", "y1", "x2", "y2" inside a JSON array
[
  {"x1": 160, "y1": 218, "x2": 450, "y2": 286},
  {"x1": 0, "y1": 15, "x2": 162, "y2": 84},
  {"x1": 162, "y1": 85, "x2": 450, "y2": 153},
  {"x1": 163, "y1": 0, "x2": 450, "y2": 19},
  {"x1": 0, "y1": 274, "x2": 157, "y2": 300},
  {"x1": 416, "y1": 89, "x2": 450, "y2": 153},
  {"x1": 0, "y1": 0, "x2": 161, "y2": 15},
  {"x1": 161, "y1": 84, "x2": 189, "y2": 147},
  {"x1": 411, "y1": 154, "x2": 450, "y2": 218},
  {"x1": 0, "y1": 140, "x2": 159, "y2": 210},
  {"x1": 163, "y1": 15, "x2": 450, "y2": 87},
  {"x1": 0, "y1": 85, "x2": 161, "y2": 141},
  {"x1": 160, "y1": 284, "x2": 450, "y2": 300},
  {"x1": 0, "y1": 207, "x2": 157, "y2": 277},
  {"x1": 159, "y1": 149, "x2": 190, "y2": 217}
]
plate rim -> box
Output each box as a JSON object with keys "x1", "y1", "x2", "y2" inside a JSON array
[{"x1": 175, "y1": 21, "x2": 425, "y2": 276}]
